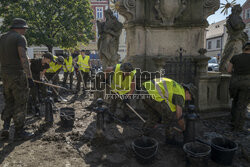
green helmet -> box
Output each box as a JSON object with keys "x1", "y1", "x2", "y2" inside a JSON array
[
  {"x1": 181, "y1": 83, "x2": 197, "y2": 99},
  {"x1": 120, "y1": 63, "x2": 134, "y2": 72},
  {"x1": 56, "y1": 56, "x2": 64, "y2": 65}
]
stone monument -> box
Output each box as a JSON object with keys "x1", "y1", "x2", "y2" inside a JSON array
[
  {"x1": 116, "y1": 0, "x2": 231, "y2": 112},
  {"x1": 219, "y1": 5, "x2": 248, "y2": 73},
  {"x1": 97, "y1": 9, "x2": 123, "y2": 70}
]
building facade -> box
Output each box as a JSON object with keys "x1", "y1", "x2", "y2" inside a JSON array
[
  {"x1": 242, "y1": 0, "x2": 250, "y2": 40},
  {"x1": 205, "y1": 20, "x2": 227, "y2": 59}
]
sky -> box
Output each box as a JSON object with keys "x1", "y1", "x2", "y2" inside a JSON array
[{"x1": 207, "y1": 0, "x2": 246, "y2": 24}]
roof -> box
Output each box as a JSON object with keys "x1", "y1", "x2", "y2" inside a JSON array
[
  {"x1": 206, "y1": 20, "x2": 226, "y2": 39},
  {"x1": 242, "y1": 0, "x2": 249, "y2": 8},
  {"x1": 77, "y1": 42, "x2": 98, "y2": 51}
]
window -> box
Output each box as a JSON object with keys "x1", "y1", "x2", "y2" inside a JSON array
[
  {"x1": 96, "y1": 7, "x2": 103, "y2": 19},
  {"x1": 208, "y1": 41, "x2": 212, "y2": 49},
  {"x1": 216, "y1": 39, "x2": 221, "y2": 48},
  {"x1": 246, "y1": 9, "x2": 250, "y2": 19}
]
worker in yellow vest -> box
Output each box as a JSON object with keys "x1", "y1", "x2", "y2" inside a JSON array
[
  {"x1": 45, "y1": 55, "x2": 64, "y2": 82},
  {"x1": 142, "y1": 78, "x2": 197, "y2": 145},
  {"x1": 62, "y1": 53, "x2": 74, "y2": 89},
  {"x1": 45, "y1": 55, "x2": 64, "y2": 102},
  {"x1": 105, "y1": 63, "x2": 136, "y2": 121},
  {"x1": 76, "y1": 50, "x2": 91, "y2": 92}
]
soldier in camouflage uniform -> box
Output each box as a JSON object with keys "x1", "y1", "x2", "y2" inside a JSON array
[
  {"x1": 142, "y1": 78, "x2": 196, "y2": 144},
  {"x1": 0, "y1": 18, "x2": 34, "y2": 140},
  {"x1": 228, "y1": 42, "x2": 250, "y2": 131}
]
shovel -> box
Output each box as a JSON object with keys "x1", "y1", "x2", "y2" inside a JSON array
[{"x1": 43, "y1": 77, "x2": 68, "y2": 103}]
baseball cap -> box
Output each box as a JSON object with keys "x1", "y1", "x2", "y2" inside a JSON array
[{"x1": 42, "y1": 52, "x2": 54, "y2": 62}]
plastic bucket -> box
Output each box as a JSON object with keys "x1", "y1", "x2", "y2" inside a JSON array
[
  {"x1": 60, "y1": 107, "x2": 75, "y2": 128},
  {"x1": 132, "y1": 137, "x2": 158, "y2": 164},
  {"x1": 183, "y1": 142, "x2": 211, "y2": 167},
  {"x1": 211, "y1": 137, "x2": 238, "y2": 166}
]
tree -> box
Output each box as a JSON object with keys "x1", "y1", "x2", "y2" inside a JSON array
[{"x1": 0, "y1": 0, "x2": 94, "y2": 52}]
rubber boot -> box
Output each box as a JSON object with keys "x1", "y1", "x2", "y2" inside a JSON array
[
  {"x1": 14, "y1": 128, "x2": 34, "y2": 141},
  {"x1": 0, "y1": 119, "x2": 11, "y2": 140}
]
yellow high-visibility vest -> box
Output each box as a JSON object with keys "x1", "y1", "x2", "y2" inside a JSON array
[
  {"x1": 111, "y1": 64, "x2": 136, "y2": 95},
  {"x1": 46, "y1": 56, "x2": 63, "y2": 73},
  {"x1": 77, "y1": 55, "x2": 90, "y2": 72},
  {"x1": 63, "y1": 56, "x2": 74, "y2": 72},
  {"x1": 143, "y1": 78, "x2": 185, "y2": 112}
]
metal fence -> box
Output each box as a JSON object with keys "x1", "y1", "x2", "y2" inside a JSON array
[{"x1": 163, "y1": 55, "x2": 197, "y2": 84}]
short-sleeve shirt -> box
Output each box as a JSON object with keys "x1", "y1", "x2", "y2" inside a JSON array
[
  {"x1": 0, "y1": 30, "x2": 27, "y2": 73},
  {"x1": 172, "y1": 94, "x2": 185, "y2": 108},
  {"x1": 30, "y1": 58, "x2": 49, "y2": 80},
  {"x1": 230, "y1": 53, "x2": 250, "y2": 75}
]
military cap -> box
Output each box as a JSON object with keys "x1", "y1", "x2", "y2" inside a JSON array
[
  {"x1": 42, "y1": 52, "x2": 54, "y2": 62},
  {"x1": 10, "y1": 18, "x2": 28, "y2": 29},
  {"x1": 56, "y1": 56, "x2": 65, "y2": 65},
  {"x1": 120, "y1": 63, "x2": 134, "y2": 72},
  {"x1": 181, "y1": 83, "x2": 197, "y2": 99}
]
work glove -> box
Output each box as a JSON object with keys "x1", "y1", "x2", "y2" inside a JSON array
[{"x1": 28, "y1": 78, "x2": 34, "y2": 88}]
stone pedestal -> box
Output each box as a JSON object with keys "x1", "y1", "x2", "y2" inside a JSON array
[
  {"x1": 197, "y1": 73, "x2": 231, "y2": 112},
  {"x1": 125, "y1": 27, "x2": 206, "y2": 72},
  {"x1": 118, "y1": 0, "x2": 220, "y2": 71}
]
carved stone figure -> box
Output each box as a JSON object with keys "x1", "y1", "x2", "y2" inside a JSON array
[
  {"x1": 155, "y1": 0, "x2": 187, "y2": 26},
  {"x1": 219, "y1": 5, "x2": 248, "y2": 73},
  {"x1": 97, "y1": 9, "x2": 123, "y2": 69},
  {"x1": 203, "y1": 0, "x2": 220, "y2": 19},
  {"x1": 116, "y1": 0, "x2": 136, "y2": 22}
]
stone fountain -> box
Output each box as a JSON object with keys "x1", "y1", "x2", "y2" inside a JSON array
[{"x1": 117, "y1": 0, "x2": 231, "y2": 112}]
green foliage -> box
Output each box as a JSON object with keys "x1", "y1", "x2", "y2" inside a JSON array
[{"x1": 0, "y1": 0, "x2": 94, "y2": 51}]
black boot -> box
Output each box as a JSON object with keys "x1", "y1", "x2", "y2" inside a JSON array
[
  {"x1": 14, "y1": 129, "x2": 34, "y2": 141},
  {"x1": 0, "y1": 119, "x2": 11, "y2": 140}
]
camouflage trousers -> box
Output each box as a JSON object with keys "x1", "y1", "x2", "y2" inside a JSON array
[
  {"x1": 1, "y1": 72, "x2": 29, "y2": 131},
  {"x1": 230, "y1": 75, "x2": 250, "y2": 130},
  {"x1": 109, "y1": 96, "x2": 130, "y2": 119},
  {"x1": 142, "y1": 96, "x2": 176, "y2": 137}
]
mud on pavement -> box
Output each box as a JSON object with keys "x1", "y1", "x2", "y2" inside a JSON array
[{"x1": 0, "y1": 86, "x2": 250, "y2": 167}]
